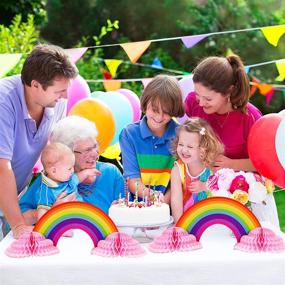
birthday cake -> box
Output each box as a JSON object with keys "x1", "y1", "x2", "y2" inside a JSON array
[{"x1": 109, "y1": 202, "x2": 171, "y2": 226}]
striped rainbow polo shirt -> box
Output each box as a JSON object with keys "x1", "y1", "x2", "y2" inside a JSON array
[{"x1": 119, "y1": 116, "x2": 178, "y2": 193}]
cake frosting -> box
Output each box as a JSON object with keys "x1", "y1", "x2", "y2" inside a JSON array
[{"x1": 109, "y1": 201, "x2": 171, "y2": 226}]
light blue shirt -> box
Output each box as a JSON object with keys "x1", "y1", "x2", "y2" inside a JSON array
[
  {"x1": 78, "y1": 161, "x2": 125, "y2": 214},
  {"x1": 19, "y1": 161, "x2": 124, "y2": 215},
  {"x1": 0, "y1": 75, "x2": 66, "y2": 193}
]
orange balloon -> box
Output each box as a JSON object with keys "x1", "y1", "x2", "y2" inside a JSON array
[{"x1": 69, "y1": 98, "x2": 115, "y2": 153}]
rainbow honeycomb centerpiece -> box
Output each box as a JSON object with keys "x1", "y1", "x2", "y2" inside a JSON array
[
  {"x1": 176, "y1": 197, "x2": 261, "y2": 242},
  {"x1": 33, "y1": 202, "x2": 118, "y2": 246}
]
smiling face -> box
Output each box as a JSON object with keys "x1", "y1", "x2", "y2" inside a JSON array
[
  {"x1": 194, "y1": 83, "x2": 231, "y2": 114},
  {"x1": 145, "y1": 101, "x2": 172, "y2": 136},
  {"x1": 32, "y1": 76, "x2": 71, "y2": 108},
  {"x1": 177, "y1": 130, "x2": 202, "y2": 165},
  {"x1": 73, "y1": 138, "x2": 100, "y2": 171}
]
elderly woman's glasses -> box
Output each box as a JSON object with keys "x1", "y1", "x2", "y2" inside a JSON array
[{"x1": 73, "y1": 145, "x2": 98, "y2": 155}]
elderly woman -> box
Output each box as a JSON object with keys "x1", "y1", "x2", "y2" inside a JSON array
[{"x1": 19, "y1": 116, "x2": 124, "y2": 223}]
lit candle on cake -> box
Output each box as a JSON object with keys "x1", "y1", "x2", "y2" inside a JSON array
[
  {"x1": 135, "y1": 180, "x2": 139, "y2": 206},
  {"x1": 124, "y1": 178, "x2": 129, "y2": 206}
]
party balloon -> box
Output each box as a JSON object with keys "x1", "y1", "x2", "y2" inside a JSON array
[
  {"x1": 275, "y1": 117, "x2": 285, "y2": 169},
  {"x1": 69, "y1": 98, "x2": 115, "y2": 153},
  {"x1": 90, "y1": 91, "x2": 105, "y2": 99},
  {"x1": 117, "y1": 89, "x2": 141, "y2": 122},
  {"x1": 32, "y1": 159, "x2": 43, "y2": 174},
  {"x1": 278, "y1": 109, "x2": 285, "y2": 117},
  {"x1": 67, "y1": 75, "x2": 90, "y2": 113},
  {"x1": 101, "y1": 142, "x2": 121, "y2": 160},
  {"x1": 248, "y1": 114, "x2": 285, "y2": 188},
  {"x1": 178, "y1": 75, "x2": 194, "y2": 101},
  {"x1": 97, "y1": 91, "x2": 133, "y2": 145}
]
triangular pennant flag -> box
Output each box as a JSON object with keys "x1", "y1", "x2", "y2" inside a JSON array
[
  {"x1": 226, "y1": 48, "x2": 234, "y2": 56},
  {"x1": 0, "y1": 53, "x2": 22, "y2": 78},
  {"x1": 265, "y1": 88, "x2": 274, "y2": 105},
  {"x1": 250, "y1": 76, "x2": 260, "y2": 96},
  {"x1": 261, "y1": 25, "x2": 285, "y2": 47},
  {"x1": 258, "y1": 83, "x2": 273, "y2": 96},
  {"x1": 104, "y1": 59, "x2": 122, "y2": 77},
  {"x1": 120, "y1": 41, "x2": 151, "y2": 63},
  {"x1": 151, "y1": 57, "x2": 163, "y2": 69},
  {"x1": 275, "y1": 60, "x2": 285, "y2": 81},
  {"x1": 65, "y1": 48, "x2": 88, "y2": 63},
  {"x1": 101, "y1": 69, "x2": 112, "y2": 80},
  {"x1": 141, "y1": 78, "x2": 153, "y2": 89},
  {"x1": 103, "y1": 80, "x2": 121, "y2": 91},
  {"x1": 181, "y1": 34, "x2": 209, "y2": 48},
  {"x1": 244, "y1": 66, "x2": 250, "y2": 74}
]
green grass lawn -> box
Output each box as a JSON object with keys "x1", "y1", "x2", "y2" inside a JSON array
[{"x1": 275, "y1": 189, "x2": 285, "y2": 232}]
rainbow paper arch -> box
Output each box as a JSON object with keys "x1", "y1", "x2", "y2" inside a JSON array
[
  {"x1": 33, "y1": 202, "x2": 118, "y2": 246},
  {"x1": 176, "y1": 197, "x2": 261, "y2": 242}
]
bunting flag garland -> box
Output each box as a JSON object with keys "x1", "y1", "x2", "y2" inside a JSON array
[
  {"x1": 226, "y1": 48, "x2": 234, "y2": 57},
  {"x1": 103, "y1": 80, "x2": 122, "y2": 91},
  {"x1": 104, "y1": 59, "x2": 123, "y2": 77},
  {"x1": 181, "y1": 34, "x2": 209, "y2": 48},
  {"x1": 260, "y1": 25, "x2": 285, "y2": 47},
  {"x1": 250, "y1": 76, "x2": 260, "y2": 96},
  {"x1": 275, "y1": 60, "x2": 285, "y2": 81},
  {"x1": 141, "y1": 78, "x2": 153, "y2": 89},
  {"x1": 65, "y1": 48, "x2": 88, "y2": 63},
  {"x1": 258, "y1": 83, "x2": 274, "y2": 95},
  {"x1": 151, "y1": 57, "x2": 163, "y2": 69},
  {"x1": 120, "y1": 41, "x2": 151, "y2": 63},
  {"x1": 0, "y1": 53, "x2": 22, "y2": 78}
]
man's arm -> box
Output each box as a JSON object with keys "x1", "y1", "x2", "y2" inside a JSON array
[{"x1": 0, "y1": 159, "x2": 32, "y2": 238}]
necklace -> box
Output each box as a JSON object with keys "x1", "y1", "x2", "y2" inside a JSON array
[{"x1": 213, "y1": 112, "x2": 230, "y2": 129}]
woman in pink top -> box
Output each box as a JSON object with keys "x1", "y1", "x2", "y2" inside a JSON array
[
  {"x1": 185, "y1": 55, "x2": 280, "y2": 227},
  {"x1": 185, "y1": 54, "x2": 262, "y2": 172}
]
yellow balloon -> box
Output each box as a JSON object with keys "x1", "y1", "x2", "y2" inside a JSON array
[
  {"x1": 101, "y1": 142, "x2": 121, "y2": 160},
  {"x1": 69, "y1": 98, "x2": 115, "y2": 153}
]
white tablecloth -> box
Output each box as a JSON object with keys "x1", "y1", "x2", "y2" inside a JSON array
[{"x1": 1, "y1": 225, "x2": 285, "y2": 285}]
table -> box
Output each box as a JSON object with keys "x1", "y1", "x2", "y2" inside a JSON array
[{"x1": 1, "y1": 224, "x2": 285, "y2": 285}]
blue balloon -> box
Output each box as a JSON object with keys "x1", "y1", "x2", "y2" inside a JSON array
[{"x1": 97, "y1": 91, "x2": 133, "y2": 145}]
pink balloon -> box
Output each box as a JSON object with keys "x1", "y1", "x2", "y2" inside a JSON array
[
  {"x1": 117, "y1": 89, "x2": 141, "y2": 122},
  {"x1": 67, "y1": 75, "x2": 90, "y2": 113}
]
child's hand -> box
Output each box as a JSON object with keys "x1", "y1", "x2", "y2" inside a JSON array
[{"x1": 188, "y1": 180, "x2": 206, "y2": 193}]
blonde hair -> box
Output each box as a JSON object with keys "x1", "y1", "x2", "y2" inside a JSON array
[
  {"x1": 172, "y1": 117, "x2": 224, "y2": 167},
  {"x1": 193, "y1": 54, "x2": 250, "y2": 113},
  {"x1": 41, "y1": 142, "x2": 74, "y2": 169},
  {"x1": 140, "y1": 74, "x2": 185, "y2": 117}
]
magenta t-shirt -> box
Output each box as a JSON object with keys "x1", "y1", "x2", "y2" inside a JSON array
[{"x1": 185, "y1": 92, "x2": 262, "y2": 159}]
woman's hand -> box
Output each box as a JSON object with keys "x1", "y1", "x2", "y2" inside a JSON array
[
  {"x1": 77, "y1": 168, "x2": 101, "y2": 184},
  {"x1": 214, "y1": 154, "x2": 233, "y2": 171}
]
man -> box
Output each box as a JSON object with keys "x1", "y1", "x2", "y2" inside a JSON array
[{"x1": 0, "y1": 44, "x2": 78, "y2": 239}]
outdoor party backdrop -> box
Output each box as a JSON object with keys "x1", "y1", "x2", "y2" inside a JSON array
[{"x1": 0, "y1": 0, "x2": 284, "y2": 230}]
